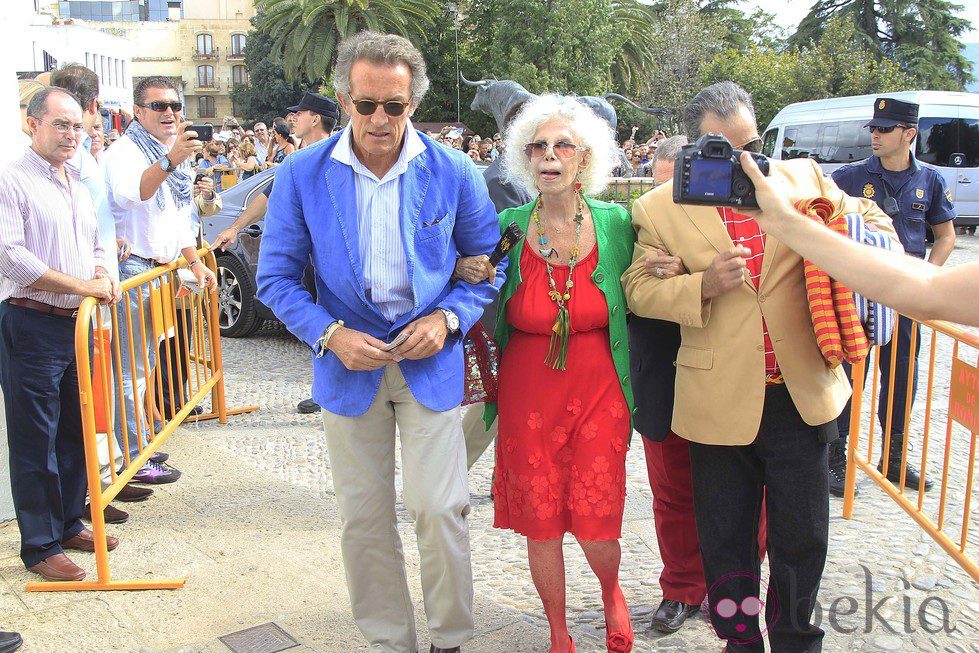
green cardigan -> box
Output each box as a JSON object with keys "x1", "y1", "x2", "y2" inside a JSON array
[{"x1": 484, "y1": 196, "x2": 636, "y2": 431}]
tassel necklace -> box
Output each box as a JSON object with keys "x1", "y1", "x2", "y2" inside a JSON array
[{"x1": 531, "y1": 185, "x2": 585, "y2": 371}]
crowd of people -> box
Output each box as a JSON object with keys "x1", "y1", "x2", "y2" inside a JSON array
[{"x1": 2, "y1": 27, "x2": 977, "y2": 653}]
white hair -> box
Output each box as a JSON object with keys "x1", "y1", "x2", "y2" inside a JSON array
[{"x1": 501, "y1": 94, "x2": 618, "y2": 197}]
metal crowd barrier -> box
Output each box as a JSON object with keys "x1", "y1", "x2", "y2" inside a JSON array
[
  {"x1": 26, "y1": 248, "x2": 258, "y2": 592},
  {"x1": 601, "y1": 176, "x2": 656, "y2": 208},
  {"x1": 842, "y1": 315, "x2": 979, "y2": 582}
]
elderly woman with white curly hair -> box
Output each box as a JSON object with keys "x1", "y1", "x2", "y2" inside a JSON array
[{"x1": 477, "y1": 94, "x2": 637, "y2": 653}]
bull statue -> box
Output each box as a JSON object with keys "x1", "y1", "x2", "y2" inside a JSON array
[{"x1": 460, "y1": 74, "x2": 536, "y2": 132}]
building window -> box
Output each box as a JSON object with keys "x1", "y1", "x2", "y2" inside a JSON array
[
  {"x1": 231, "y1": 34, "x2": 246, "y2": 57},
  {"x1": 198, "y1": 96, "x2": 215, "y2": 119},
  {"x1": 197, "y1": 65, "x2": 214, "y2": 88},
  {"x1": 196, "y1": 33, "x2": 213, "y2": 56},
  {"x1": 232, "y1": 65, "x2": 247, "y2": 87}
]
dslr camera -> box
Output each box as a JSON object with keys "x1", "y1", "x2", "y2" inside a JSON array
[{"x1": 673, "y1": 133, "x2": 770, "y2": 209}]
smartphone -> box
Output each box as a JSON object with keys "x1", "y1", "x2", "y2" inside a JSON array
[
  {"x1": 382, "y1": 330, "x2": 411, "y2": 352},
  {"x1": 190, "y1": 124, "x2": 213, "y2": 143}
]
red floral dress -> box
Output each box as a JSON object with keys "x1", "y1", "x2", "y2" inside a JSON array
[{"x1": 493, "y1": 243, "x2": 630, "y2": 541}]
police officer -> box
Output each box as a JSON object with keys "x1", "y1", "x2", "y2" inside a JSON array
[{"x1": 831, "y1": 97, "x2": 957, "y2": 496}]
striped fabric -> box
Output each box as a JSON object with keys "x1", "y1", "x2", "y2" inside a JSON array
[
  {"x1": 331, "y1": 124, "x2": 425, "y2": 323},
  {"x1": 717, "y1": 207, "x2": 781, "y2": 381},
  {"x1": 796, "y1": 198, "x2": 870, "y2": 368},
  {"x1": 0, "y1": 148, "x2": 109, "y2": 309},
  {"x1": 844, "y1": 213, "x2": 896, "y2": 347}
]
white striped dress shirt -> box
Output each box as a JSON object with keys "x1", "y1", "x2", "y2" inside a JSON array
[
  {"x1": 0, "y1": 148, "x2": 108, "y2": 309},
  {"x1": 331, "y1": 123, "x2": 425, "y2": 323}
]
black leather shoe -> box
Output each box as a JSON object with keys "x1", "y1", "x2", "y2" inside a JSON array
[
  {"x1": 650, "y1": 598, "x2": 700, "y2": 633},
  {"x1": 0, "y1": 631, "x2": 22, "y2": 653},
  {"x1": 828, "y1": 439, "x2": 859, "y2": 498},
  {"x1": 878, "y1": 433, "x2": 933, "y2": 491},
  {"x1": 297, "y1": 398, "x2": 320, "y2": 414},
  {"x1": 430, "y1": 646, "x2": 460, "y2": 653}
]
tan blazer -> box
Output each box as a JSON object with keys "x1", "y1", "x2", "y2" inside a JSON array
[{"x1": 623, "y1": 158, "x2": 900, "y2": 445}]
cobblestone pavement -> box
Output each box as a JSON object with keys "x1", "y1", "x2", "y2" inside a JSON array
[{"x1": 204, "y1": 234, "x2": 979, "y2": 653}]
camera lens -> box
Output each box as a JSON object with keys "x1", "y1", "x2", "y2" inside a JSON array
[{"x1": 732, "y1": 179, "x2": 750, "y2": 197}]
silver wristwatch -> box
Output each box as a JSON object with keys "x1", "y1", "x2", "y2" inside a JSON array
[
  {"x1": 438, "y1": 308, "x2": 460, "y2": 334},
  {"x1": 157, "y1": 155, "x2": 176, "y2": 173}
]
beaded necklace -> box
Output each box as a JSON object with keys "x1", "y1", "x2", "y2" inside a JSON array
[{"x1": 531, "y1": 187, "x2": 585, "y2": 371}]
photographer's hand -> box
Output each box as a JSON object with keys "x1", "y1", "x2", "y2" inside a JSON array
[
  {"x1": 739, "y1": 151, "x2": 796, "y2": 233},
  {"x1": 702, "y1": 246, "x2": 752, "y2": 299}
]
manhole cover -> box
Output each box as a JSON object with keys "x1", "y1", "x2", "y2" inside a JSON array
[{"x1": 218, "y1": 623, "x2": 300, "y2": 653}]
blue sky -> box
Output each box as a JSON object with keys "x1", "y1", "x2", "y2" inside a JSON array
[{"x1": 739, "y1": 0, "x2": 978, "y2": 43}]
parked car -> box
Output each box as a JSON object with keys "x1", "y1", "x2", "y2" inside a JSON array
[
  {"x1": 762, "y1": 90, "x2": 979, "y2": 226},
  {"x1": 197, "y1": 168, "x2": 276, "y2": 337}
]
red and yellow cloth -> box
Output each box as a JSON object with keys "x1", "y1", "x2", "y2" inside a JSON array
[{"x1": 795, "y1": 198, "x2": 870, "y2": 368}]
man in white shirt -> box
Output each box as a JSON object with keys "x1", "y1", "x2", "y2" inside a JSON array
[
  {"x1": 253, "y1": 121, "x2": 270, "y2": 163},
  {"x1": 102, "y1": 76, "x2": 220, "y2": 484}
]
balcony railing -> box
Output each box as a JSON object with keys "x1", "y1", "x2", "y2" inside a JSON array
[
  {"x1": 227, "y1": 50, "x2": 246, "y2": 61},
  {"x1": 192, "y1": 47, "x2": 220, "y2": 61},
  {"x1": 194, "y1": 80, "x2": 222, "y2": 92}
]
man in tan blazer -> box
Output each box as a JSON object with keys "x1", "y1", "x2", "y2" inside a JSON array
[{"x1": 623, "y1": 82, "x2": 898, "y2": 653}]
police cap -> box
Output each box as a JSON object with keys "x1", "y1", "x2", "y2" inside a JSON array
[
  {"x1": 864, "y1": 97, "x2": 918, "y2": 128},
  {"x1": 287, "y1": 91, "x2": 340, "y2": 123}
]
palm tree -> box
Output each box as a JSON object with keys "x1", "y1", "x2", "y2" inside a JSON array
[
  {"x1": 610, "y1": 0, "x2": 657, "y2": 93},
  {"x1": 255, "y1": 0, "x2": 443, "y2": 83}
]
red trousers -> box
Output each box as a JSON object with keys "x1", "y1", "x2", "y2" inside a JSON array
[{"x1": 643, "y1": 432, "x2": 768, "y2": 606}]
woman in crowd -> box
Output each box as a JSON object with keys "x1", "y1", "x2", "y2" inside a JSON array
[
  {"x1": 197, "y1": 142, "x2": 232, "y2": 192},
  {"x1": 236, "y1": 139, "x2": 263, "y2": 180},
  {"x1": 740, "y1": 152, "x2": 979, "y2": 327},
  {"x1": 486, "y1": 94, "x2": 636, "y2": 653},
  {"x1": 266, "y1": 118, "x2": 295, "y2": 167}
]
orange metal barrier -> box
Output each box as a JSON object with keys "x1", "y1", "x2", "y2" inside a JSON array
[
  {"x1": 842, "y1": 315, "x2": 979, "y2": 582},
  {"x1": 26, "y1": 248, "x2": 258, "y2": 592}
]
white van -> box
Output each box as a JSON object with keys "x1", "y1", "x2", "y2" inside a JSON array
[{"x1": 761, "y1": 91, "x2": 979, "y2": 224}]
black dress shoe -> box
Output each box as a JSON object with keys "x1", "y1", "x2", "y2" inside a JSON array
[
  {"x1": 297, "y1": 398, "x2": 320, "y2": 414},
  {"x1": 650, "y1": 598, "x2": 700, "y2": 634},
  {"x1": 878, "y1": 449, "x2": 934, "y2": 491},
  {"x1": 116, "y1": 483, "x2": 154, "y2": 502},
  {"x1": 0, "y1": 631, "x2": 22, "y2": 653},
  {"x1": 828, "y1": 439, "x2": 859, "y2": 498},
  {"x1": 430, "y1": 646, "x2": 460, "y2": 653}
]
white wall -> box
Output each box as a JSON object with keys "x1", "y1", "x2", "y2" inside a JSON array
[{"x1": 18, "y1": 19, "x2": 135, "y2": 112}]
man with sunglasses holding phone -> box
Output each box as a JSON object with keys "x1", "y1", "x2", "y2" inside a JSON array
[
  {"x1": 830, "y1": 97, "x2": 956, "y2": 497},
  {"x1": 102, "y1": 76, "x2": 221, "y2": 485},
  {"x1": 257, "y1": 31, "x2": 504, "y2": 653}
]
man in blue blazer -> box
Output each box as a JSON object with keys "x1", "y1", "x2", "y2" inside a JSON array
[{"x1": 256, "y1": 32, "x2": 505, "y2": 653}]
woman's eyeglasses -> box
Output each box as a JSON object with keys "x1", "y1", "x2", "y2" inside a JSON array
[
  {"x1": 137, "y1": 101, "x2": 183, "y2": 113},
  {"x1": 523, "y1": 140, "x2": 588, "y2": 159},
  {"x1": 350, "y1": 97, "x2": 411, "y2": 117}
]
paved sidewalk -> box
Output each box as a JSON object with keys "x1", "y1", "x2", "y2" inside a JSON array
[{"x1": 2, "y1": 236, "x2": 978, "y2": 652}]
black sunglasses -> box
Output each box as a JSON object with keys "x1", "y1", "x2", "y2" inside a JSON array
[
  {"x1": 868, "y1": 124, "x2": 912, "y2": 134},
  {"x1": 138, "y1": 101, "x2": 182, "y2": 113},
  {"x1": 738, "y1": 137, "x2": 763, "y2": 153},
  {"x1": 350, "y1": 97, "x2": 411, "y2": 117}
]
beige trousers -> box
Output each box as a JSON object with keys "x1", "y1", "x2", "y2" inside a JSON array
[
  {"x1": 322, "y1": 364, "x2": 473, "y2": 653},
  {"x1": 461, "y1": 403, "x2": 497, "y2": 470}
]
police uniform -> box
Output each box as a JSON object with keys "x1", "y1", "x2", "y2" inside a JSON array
[{"x1": 831, "y1": 97, "x2": 957, "y2": 492}]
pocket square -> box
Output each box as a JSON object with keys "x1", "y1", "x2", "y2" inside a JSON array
[{"x1": 423, "y1": 212, "x2": 449, "y2": 228}]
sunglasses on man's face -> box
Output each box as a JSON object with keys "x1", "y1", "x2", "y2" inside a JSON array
[
  {"x1": 350, "y1": 97, "x2": 411, "y2": 117},
  {"x1": 138, "y1": 101, "x2": 182, "y2": 113},
  {"x1": 868, "y1": 125, "x2": 911, "y2": 134},
  {"x1": 523, "y1": 140, "x2": 588, "y2": 159},
  {"x1": 738, "y1": 137, "x2": 763, "y2": 153}
]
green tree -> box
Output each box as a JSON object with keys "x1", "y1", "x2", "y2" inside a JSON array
[
  {"x1": 462, "y1": 0, "x2": 641, "y2": 97},
  {"x1": 230, "y1": 16, "x2": 308, "y2": 124},
  {"x1": 255, "y1": 0, "x2": 443, "y2": 84},
  {"x1": 703, "y1": 17, "x2": 915, "y2": 130},
  {"x1": 791, "y1": 0, "x2": 974, "y2": 90}
]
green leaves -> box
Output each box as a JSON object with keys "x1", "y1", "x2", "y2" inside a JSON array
[{"x1": 254, "y1": 0, "x2": 442, "y2": 84}]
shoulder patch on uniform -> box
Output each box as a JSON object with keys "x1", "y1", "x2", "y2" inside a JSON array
[
  {"x1": 863, "y1": 183, "x2": 875, "y2": 199},
  {"x1": 945, "y1": 188, "x2": 953, "y2": 201},
  {"x1": 915, "y1": 188, "x2": 924, "y2": 199}
]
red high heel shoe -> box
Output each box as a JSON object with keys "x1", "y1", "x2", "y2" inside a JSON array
[{"x1": 604, "y1": 591, "x2": 634, "y2": 653}]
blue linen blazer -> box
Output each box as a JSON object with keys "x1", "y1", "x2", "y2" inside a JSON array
[{"x1": 256, "y1": 131, "x2": 507, "y2": 417}]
